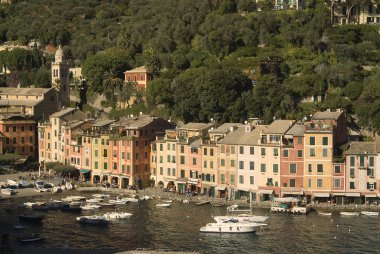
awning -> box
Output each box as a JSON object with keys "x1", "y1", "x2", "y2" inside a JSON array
[
  {"x1": 282, "y1": 191, "x2": 303, "y2": 195},
  {"x1": 236, "y1": 187, "x2": 252, "y2": 192},
  {"x1": 346, "y1": 192, "x2": 360, "y2": 197},
  {"x1": 216, "y1": 186, "x2": 227, "y2": 191},
  {"x1": 176, "y1": 178, "x2": 187, "y2": 184},
  {"x1": 313, "y1": 192, "x2": 330, "y2": 198},
  {"x1": 258, "y1": 189, "x2": 273, "y2": 195},
  {"x1": 187, "y1": 178, "x2": 199, "y2": 185},
  {"x1": 364, "y1": 193, "x2": 377, "y2": 198},
  {"x1": 333, "y1": 192, "x2": 346, "y2": 196},
  {"x1": 80, "y1": 169, "x2": 90, "y2": 173}
]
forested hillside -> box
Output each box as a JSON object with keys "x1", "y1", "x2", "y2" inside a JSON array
[{"x1": 0, "y1": 0, "x2": 379, "y2": 133}]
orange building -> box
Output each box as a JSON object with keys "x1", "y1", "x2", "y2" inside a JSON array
[
  {"x1": 124, "y1": 66, "x2": 153, "y2": 91},
  {"x1": 0, "y1": 114, "x2": 36, "y2": 158}
]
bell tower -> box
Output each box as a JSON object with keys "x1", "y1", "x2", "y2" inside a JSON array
[{"x1": 51, "y1": 45, "x2": 69, "y2": 108}]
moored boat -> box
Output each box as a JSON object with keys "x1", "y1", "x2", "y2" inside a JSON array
[
  {"x1": 18, "y1": 235, "x2": 45, "y2": 243},
  {"x1": 76, "y1": 215, "x2": 108, "y2": 225},
  {"x1": 1, "y1": 188, "x2": 17, "y2": 196},
  {"x1": 317, "y1": 211, "x2": 332, "y2": 216},
  {"x1": 156, "y1": 203, "x2": 171, "y2": 207},
  {"x1": 80, "y1": 204, "x2": 101, "y2": 210},
  {"x1": 100, "y1": 202, "x2": 116, "y2": 207},
  {"x1": 341, "y1": 212, "x2": 359, "y2": 216},
  {"x1": 361, "y1": 211, "x2": 379, "y2": 216},
  {"x1": 213, "y1": 215, "x2": 268, "y2": 223},
  {"x1": 200, "y1": 219, "x2": 264, "y2": 233},
  {"x1": 109, "y1": 199, "x2": 128, "y2": 205},
  {"x1": 92, "y1": 194, "x2": 110, "y2": 199},
  {"x1": 103, "y1": 212, "x2": 132, "y2": 220}
]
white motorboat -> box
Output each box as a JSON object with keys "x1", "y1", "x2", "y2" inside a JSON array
[
  {"x1": 200, "y1": 219, "x2": 264, "y2": 233},
  {"x1": 1, "y1": 188, "x2": 16, "y2": 196},
  {"x1": 92, "y1": 194, "x2": 110, "y2": 199},
  {"x1": 86, "y1": 198, "x2": 103, "y2": 204},
  {"x1": 317, "y1": 211, "x2": 332, "y2": 216},
  {"x1": 213, "y1": 215, "x2": 268, "y2": 223},
  {"x1": 24, "y1": 202, "x2": 37, "y2": 208},
  {"x1": 7, "y1": 179, "x2": 18, "y2": 188},
  {"x1": 341, "y1": 212, "x2": 359, "y2": 216},
  {"x1": 103, "y1": 212, "x2": 132, "y2": 220},
  {"x1": 109, "y1": 199, "x2": 128, "y2": 205},
  {"x1": 156, "y1": 203, "x2": 171, "y2": 207},
  {"x1": 142, "y1": 195, "x2": 152, "y2": 200},
  {"x1": 124, "y1": 197, "x2": 139, "y2": 203},
  {"x1": 163, "y1": 199, "x2": 173, "y2": 203},
  {"x1": 361, "y1": 211, "x2": 379, "y2": 216},
  {"x1": 66, "y1": 182, "x2": 74, "y2": 190},
  {"x1": 80, "y1": 204, "x2": 101, "y2": 210},
  {"x1": 183, "y1": 199, "x2": 190, "y2": 204},
  {"x1": 76, "y1": 215, "x2": 108, "y2": 225}
]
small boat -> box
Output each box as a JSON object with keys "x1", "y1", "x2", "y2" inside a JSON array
[
  {"x1": 109, "y1": 199, "x2": 128, "y2": 205},
  {"x1": 163, "y1": 199, "x2": 173, "y2": 203},
  {"x1": 141, "y1": 195, "x2": 152, "y2": 200},
  {"x1": 341, "y1": 212, "x2": 360, "y2": 216},
  {"x1": 100, "y1": 202, "x2": 116, "y2": 207},
  {"x1": 66, "y1": 182, "x2": 74, "y2": 190},
  {"x1": 103, "y1": 212, "x2": 132, "y2": 220},
  {"x1": 86, "y1": 198, "x2": 103, "y2": 204},
  {"x1": 213, "y1": 215, "x2": 268, "y2": 223},
  {"x1": 68, "y1": 201, "x2": 82, "y2": 207},
  {"x1": 19, "y1": 214, "x2": 44, "y2": 222},
  {"x1": 80, "y1": 204, "x2": 101, "y2": 210},
  {"x1": 1, "y1": 188, "x2": 17, "y2": 196},
  {"x1": 156, "y1": 203, "x2": 171, "y2": 207},
  {"x1": 317, "y1": 211, "x2": 332, "y2": 216},
  {"x1": 24, "y1": 202, "x2": 37, "y2": 208},
  {"x1": 52, "y1": 186, "x2": 62, "y2": 193},
  {"x1": 196, "y1": 201, "x2": 210, "y2": 206},
  {"x1": 92, "y1": 194, "x2": 110, "y2": 199},
  {"x1": 183, "y1": 200, "x2": 190, "y2": 204},
  {"x1": 76, "y1": 215, "x2": 108, "y2": 225},
  {"x1": 124, "y1": 197, "x2": 139, "y2": 203},
  {"x1": 200, "y1": 219, "x2": 264, "y2": 233},
  {"x1": 361, "y1": 211, "x2": 379, "y2": 216},
  {"x1": 14, "y1": 225, "x2": 27, "y2": 229},
  {"x1": 19, "y1": 235, "x2": 45, "y2": 243}
]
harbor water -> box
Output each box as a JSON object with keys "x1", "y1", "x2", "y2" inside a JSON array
[{"x1": 1, "y1": 192, "x2": 380, "y2": 254}]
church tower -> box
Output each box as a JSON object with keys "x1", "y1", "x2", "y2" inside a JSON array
[{"x1": 51, "y1": 45, "x2": 70, "y2": 108}]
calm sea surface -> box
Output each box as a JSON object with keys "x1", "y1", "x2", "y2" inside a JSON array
[{"x1": 1, "y1": 192, "x2": 380, "y2": 254}]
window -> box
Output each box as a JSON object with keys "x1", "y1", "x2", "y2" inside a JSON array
[
  {"x1": 160, "y1": 167, "x2": 163, "y2": 175},
  {"x1": 180, "y1": 156, "x2": 185, "y2": 164},
  {"x1": 239, "y1": 146, "x2": 244, "y2": 154},
  {"x1": 94, "y1": 161, "x2": 98, "y2": 169},
  {"x1": 250, "y1": 146, "x2": 254, "y2": 155},
  {"x1": 122, "y1": 165, "x2": 125, "y2": 173},
  {"x1": 350, "y1": 182, "x2": 355, "y2": 189},
  {"x1": 250, "y1": 161, "x2": 255, "y2": 170},
  {"x1": 203, "y1": 148, "x2": 207, "y2": 155},
  {"x1": 317, "y1": 179, "x2": 323, "y2": 188},
  {"x1": 369, "y1": 157, "x2": 374, "y2": 167},
  {"x1": 334, "y1": 165, "x2": 341, "y2": 174},
  {"x1": 290, "y1": 163, "x2": 297, "y2": 173},
  {"x1": 230, "y1": 175, "x2": 235, "y2": 185},
  {"x1": 172, "y1": 144, "x2": 175, "y2": 150},
  {"x1": 221, "y1": 159, "x2": 225, "y2": 166},
  {"x1": 283, "y1": 150, "x2": 288, "y2": 157},
  {"x1": 135, "y1": 165, "x2": 139, "y2": 173},
  {"x1": 5, "y1": 126, "x2": 9, "y2": 132},
  {"x1": 21, "y1": 137, "x2": 25, "y2": 144},
  {"x1": 250, "y1": 176, "x2": 254, "y2": 184},
  {"x1": 350, "y1": 156, "x2": 355, "y2": 167},
  {"x1": 322, "y1": 148, "x2": 328, "y2": 157},
  {"x1": 13, "y1": 137, "x2": 16, "y2": 144},
  {"x1": 273, "y1": 148, "x2": 278, "y2": 156},
  {"x1": 210, "y1": 161, "x2": 214, "y2": 169},
  {"x1": 21, "y1": 126, "x2": 24, "y2": 131},
  {"x1": 230, "y1": 160, "x2": 235, "y2": 167},
  {"x1": 273, "y1": 164, "x2": 279, "y2": 173},
  {"x1": 267, "y1": 178, "x2": 273, "y2": 186},
  {"x1": 210, "y1": 148, "x2": 214, "y2": 156},
  {"x1": 86, "y1": 158, "x2": 89, "y2": 166},
  {"x1": 167, "y1": 168, "x2": 170, "y2": 176},
  {"x1": 310, "y1": 137, "x2": 315, "y2": 145},
  {"x1": 180, "y1": 170, "x2": 185, "y2": 178},
  {"x1": 297, "y1": 150, "x2": 303, "y2": 158},
  {"x1": 231, "y1": 146, "x2": 235, "y2": 154},
  {"x1": 310, "y1": 148, "x2": 315, "y2": 157},
  {"x1": 172, "y1": 168, "x2": 175, "y2": 176},
  {"x1": 181, "y1": 145, "x2": 184, "y2": 153},
  {"x1": 334, "y1": 179, "x2": 341, "y2": 189},
  {"x1": 290, "y1": 179, "x2": 295, "y2": 187},
  {"x1": 104, "y1": 162, "x2": 108, "y2": 170},
  {"x1": 127, "y1": 165, "x2": 130, "y2": 173},
  {"x1": 221, "y1": 174, "x2": 225, "y2": 183},
  {"x1": 317, "y1": 164, "x2": 323, "y2": 173},
  {"x1": 322, "y1": 137, "x2": 328, "y2": 146},
  {"x1": 260, "y1": 163, "x2": 266, "y2": 172},
  {"x1": 113, "y1": 163, "x2": 117, "y2": 170},
  {"x1": 308, "y1": 164, "x2": 312, "y2": 173},
  {"x1": 261, "y1": 148, "x2": 266, "y2": 156},
  {"x1": 239, "y1": 175, "x2": 244, "y2": 184},
  {"x1": 239, "y1": 161, "x2": 244, "y2": 170},
  {"x1": 367, "y1": 168, "x2": 374, "y2": 177},
  {"x1": 359, "y1": 156, "x2": 365, "y2": 167},
  {"x1": 203, "y1": 161, "x2": 207, "y2": 168},
  {"x1": 94, "y1": 139, "x2": 98, "y2": 144},
  {"x1": 13, "y1": 126, "x2": 16, "y2": 132},
  {"x1": 350, "y1": 168, "x2": 355, "y2": 177},
  {"x1": 308, "y1": 178, "x2": 311, "y2": 187},
  {"x1": 159, "y1": 144, "x2": 163, "y2": 151},
  {"x1": 221, "y1": 145, "x2": 225, "y2": 153},
  {"x1": 297, "y1": 137, "x2": 302, "y2": 144},
  {"x1": 192, "y1": 158, "x2": 196, "y2": 165},
  {"x1": 167, "y1": 155, "x2": 170, "y2": 163},
  {"x1": 103, "y1": 149, "x2": 107, "y2": 157},
  {"x1": 121, "y1": 152, "x2": 125, "y2": 159}
]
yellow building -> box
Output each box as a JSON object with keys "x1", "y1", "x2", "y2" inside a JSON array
[{"x1": 303, "y1": 124, "x2": 333, "y2": 203}]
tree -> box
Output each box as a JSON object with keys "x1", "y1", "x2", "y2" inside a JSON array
[
  {"x1": 117, "y1": 83, "x2": 137, "y2": 108},
  {"x1": 144, "y1": 47, "x2": 161, "y2": 78},
  {"x1": 102, "y1": 70, "x2": 124, "y2": 109}
]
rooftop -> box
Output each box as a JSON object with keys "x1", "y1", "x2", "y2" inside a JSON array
[
  {"x1": 285, "y1": 123, "x2": 305, "y2": 137},
  {"x1": 0, "y1": 87, "x2": 51, "y2": 96},
  {"x1": 218, "y1": 125, "x2": 267, "y2": 145},
  {"x1": 265, "y1": 120, "x2": 294, "y2": 134},
  {"x1": 0, "y1": 114, "x2": 35, "y2": 121},
  {"x1": 124, "y1": 66, "x2": 148, "y2": 73},
  {"x1": 209, "y1": 123, "x2": 241, "y2": 133},
  {"x1": 312, "y1": 111, "x2": 343, "y2": 120},
  {"x1": 92, "y1": 119, "x2": 115, "y2": 127},
  {"x1": 50, "y1": 107, "x2": 76, "y2": 118},
  {"x1": 114, "y1": 115, "x2": 158, "y2": 129},
  {"x1": 345, "y1": 142, "x2": 377, "y2": 155},
  {"x1": 177, "y1": 122, "x2": 214, "y2": 131},
  {"x1": 0, "y1": 99, "x2": 42, "y2": 107}
]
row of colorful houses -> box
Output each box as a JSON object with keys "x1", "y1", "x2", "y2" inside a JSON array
[{"x1": 33, "y1": 108, "x2": 380, "y2": 204}]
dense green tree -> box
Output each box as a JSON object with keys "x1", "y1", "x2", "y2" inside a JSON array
[{"x1": 102, "y1": 70, "x2": 124, "y2": 109}]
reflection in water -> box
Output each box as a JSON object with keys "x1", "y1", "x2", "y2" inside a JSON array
[{"x1": 1, "y1": 193, "x2": 379, "y2": 254}]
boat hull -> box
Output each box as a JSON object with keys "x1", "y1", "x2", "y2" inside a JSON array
[
  {"x1": 200, "y1": 224, "x2": 258, "y2": 233},
  {"x1": 213, "y1": 215, "x2": 268, "y2": 223}
]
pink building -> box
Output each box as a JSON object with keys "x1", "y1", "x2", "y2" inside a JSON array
[{"x1": 124, "y1": 66, "x2": 153, "y2": 91}]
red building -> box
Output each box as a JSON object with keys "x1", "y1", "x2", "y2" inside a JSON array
[
  {"x1": 124, "y1": 66, "x2": 153, "y2": 91},
  {"x1": 280, "y1": 124, "x2": 305, "y2": 197},
  {"x1": 0, "y1": 114, "x2": 36, "y2": 158}
]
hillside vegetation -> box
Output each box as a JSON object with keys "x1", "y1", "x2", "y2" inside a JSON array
[{"x1": 0, "y1": 0, "x2": 379, "y2": 132}]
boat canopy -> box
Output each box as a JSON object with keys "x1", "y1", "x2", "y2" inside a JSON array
[{"x1": 272, "y1": 197, "x2": 299, "y2": 203}]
